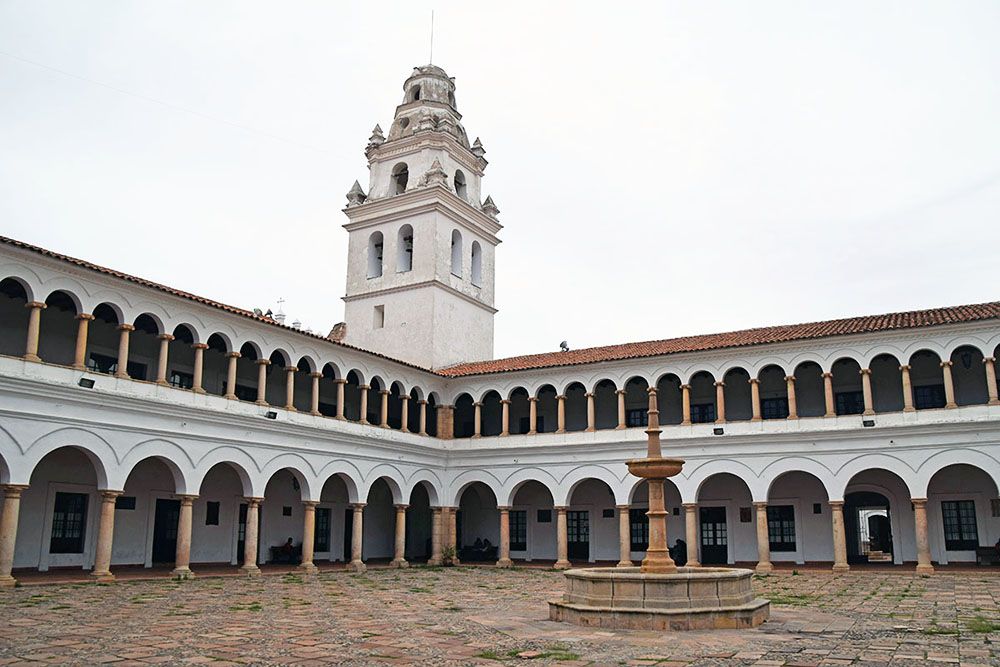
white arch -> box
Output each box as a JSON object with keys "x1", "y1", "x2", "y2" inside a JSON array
[
  {"x1": 403, "y1": 470, "x2": 443, "y2": 506},
  {"x1": 556, "y1": 464, "x2": 628, "y2": 506},
  {"x1": 684, "y1": 458, "x2": 762, "y2": 503},
  {"x1": 829, "y1": 453, "x2": 917, "y2": 500},
  {"x1": 193, "y1": 447, "x2": 260, "y2": 497},
  {"x1": 760, "y1": 457, "x2": 836, "y2": 499},
  {"x1": 498, "y1": 468, "x2": 559, "y2": 507},
  {"x1": 260, "y1": 452, "x2": 318, "y2": 501},
  {"x1": 913, "y1": 449, "x2": 1000, "y2": 498},
  {"x1": 21, "y1": 427, "x2": 115, "y2": 489},
  {"x1": 447, "y1": 470, "x2": 502, "y2": 507},
  {"x1": 116, "y1": 439, "x2": 199, "y2": 494},
  {"x1": 362, "y1": 464, "x2": 407, "y2": 504},
  {"x1": 315, "y1": 461, "x2": 364, "y2": 503}
]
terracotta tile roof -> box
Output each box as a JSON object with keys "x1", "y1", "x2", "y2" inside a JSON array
[
  {"x1": 0, "y1": 235, "x2": 430, "y2": 373},
  {"x1": 439, "y1": 302, "x2": 1000, "y2": 377}
]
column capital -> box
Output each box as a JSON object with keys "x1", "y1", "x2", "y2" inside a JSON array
[
  {"x1": 255, "y1": 359, "x2": 271, "y2": 367},
  {"x1": 748, "y1": 378, "x2": 759, "y2": 385},
  {"x1": 584, "y1": 393, "x2": 594, "y2": 398},
  {"x1": 2, "y1": 484, "x2": 29, "y2": 498},
  {"x1": 418, "y1": 399, "x2": 428, "y2": 405},
  {"x1": 615, "y1": 504, "x2": 630, "y2": 510},
  {"x1": 500, "y1": 399, "x2": 511, "y2": 405},
  {"x1": 527, "y1": 396, "x2": 538, "y2": 403},
  {"x1": 554, "y1": 505, "x2": 569, "y2": 512},
  {"x1": 680, "y1": 383, "x2": 691, "y2": 390},
  {"x1": 682, "y1": 502, "x2": 698, "y2": 510},
  {"x1": 859, "y1": 368, "x2": 872, "y2": 376},
  {"x1": 497, "y1": 505, "x2": 512, "y2": 512},
  {"x1": 984, "y1": 356, "x2": 996, "y2": 363},
  {"x1": 25, "y1": 301, "x2": 47, "y2": 310},
  {"x1": 940, "y1": 360, "x2": 953, "y2": 368},
  {"x1": 394, "y1": 504, "x2": 410, "y2": 511},
  {"x1": 898, "y1": 364, "x2": 911, "y2": 371},
  {"x1": 176, "y1": 494, "x2": 198, "y2": 505},
  {"x1": 400, "y1": 394, "x2": 410, "y2": 401},
  {"x1": 334, "y1": 378, "x2": 348, "y2": 386},
  {"x1": 911, "y1": 497, "x2": 928, "y2": 506},
  {"x1": 157, "y1": 333, "x2": 175, "y2": 342},
  {"x1": 99, "y1": 489, "x2": 124, "y2": 501},
  {"x1": 75, "y1": 312, "x2": 95, "y2": 321},
  {"x1": 752, "y1": 501, "x2": 768, "y2": 509},
  {"x1": 302, "y1": 500, "x2": 319, "y2": 508},
  {"x1": 473, "y1": 401, "x2": 483, "y2": 407},
  {"x1": 784, "y1": 375, "x2": 795, "y2": 382},
  {"x1": 359, "y1": 384, "x2": 370, "y2": 390},
  {"x1": 822, "y1": 371, "x2": 833, "y2": 378},
  {"x1": 615, "y1": 389, "x2": 626, "y2": 396},
  {"x1": 350, "y1": 502, "x2": 367, "y2": 510},
  {"x1": 244, "y1": 496, "x2": 264, "y2": 507},
  {"x1": 556, "y1": 395, "x2": 566, "y2": 401},
  {"x1": 191, "y1": 342, "x2": 209, "y2": 350},
  {"x1": 379, "y1": 389, "x2": 390, "y2": 396},
  {"x1": 828, "y1": 500, "x2": 845, "y2": 509},
  {"x1": 226, "y1": 351, "x2": 241, "y2": 359},
  {"x1": 117, "y1": 323, "x2": 135, "y2": 332},
  {"x1": 284, "y1": 365, "x2": 298, "y2": 373},
  {"x1": 713, "y1": 381, "x2": 725, "y2": 388},
  {"x1": 310, "y1": 371, "x2": 323, "y2": 379}
]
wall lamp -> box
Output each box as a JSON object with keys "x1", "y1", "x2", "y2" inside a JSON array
[
  {"x1": 78, "y1": 378, "x2": 95, "y2": 389},
  {"x1": 264, "y1": 411, "x2": 278, "y2": 420},
  {"x1": 862, "y1": 419, "x2": 875, "y2": 428},
  {"x1": 712, "y1": 427, "x2": 724, "y2": 436}
]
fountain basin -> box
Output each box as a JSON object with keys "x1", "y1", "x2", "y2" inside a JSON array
[
  {"x1": 625, "y1": 457, "x2": 684, "y2": 479},
  {"x1": 548, "y1": 567, "x2": 769, "y2": 631}
]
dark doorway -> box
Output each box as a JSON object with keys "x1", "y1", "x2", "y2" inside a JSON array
[
  {"x1": 343, "y1": 508, "x2": 354, "y2": 562},
  {"x1": 699, "y1": 506, "x2": 728, "y2": 565},
  {"x1": 567, "y1": 510, "x2": 590, "y2": 561},
  {"x1": 237, "y1": 503, "x2": 247, "y2": 564},
  {"x1": 845, "y1": 491, "x2": 893, "y2": 564},
  {"x1": 315, "y1": 507, "x2": 331, "y2": 554},
  {"x1": 151, "y1": 498, "x2": 180, "y2": 564}
]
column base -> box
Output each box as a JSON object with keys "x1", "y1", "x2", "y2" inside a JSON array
[
  {"x1": 390, "y1": 558, "x2": 409, "y2": 569},
  {"x1": 171, "y1": 567, "x2": 195, "y2": 580},
  {"x1": 286, "y1": 406, "x2": 298, "y2": 412},
  {"x1": 615, "y1": 425, "x2": 626, "y2": 430},
  {"x1": 297, "y1": 562, "x2": 318, "y2": 574},
  {"x1": 224, "y1": 394, "x2": 237, "y2": 400},
  {"x1": 193, "y1": 387, "x2": 206, "y2": 395},
  {"x1": 426, "y1": 557, "x2": 442, "y2": 566},
  {"x1": 902, "y1": 407, "x2": 915, "y2": 412},
  {"x1": 988, "y1": 399, "x2": 1000, "y2": 406},
  {"x1": 945, "y1": 403, "x2": 958, "y2": 409},
  {"x1": 862, "y1": 410, "x2": 875, "y2": 416},
  {"x1": 554, "y1": 560, "x2": 571, "y2": 570},
  {"x1": 750, "y1": 417, "x2": 762, "y2": 422},
  {"x1": 155, "y1": 379, "x2": 170, "y2": 387},
  {"x1": 686, "y1": 560, "x2": 701, "y2": 568},
  {"x1": 832, "y1": 563, "x2": 850, "y2": 573},
  {"x1": 24, "y1": 354, "x2": 41, "y2": 363},
  {"x1": 310, "y1": 410, "x2": 322, "y2": 417},
  {"x1": 0, "y1": 575, "x2": 17, "y2": 588},
  {"x1": 496, "y1": 558, "x2": 513, "y2": 568},
  {"x1": 754, "y1": 562, "x2": 773, "y2": 575},
  {"x1": 616, "y1": 560, "x2": 633, "y2": 568},
  {"x1": 348, "y1": 560, "x2": 367, "y2": 573},
  {"x1": 90, "y1": 570, "x2": 115, "y2": 583},
  {"x1": 239, "y1": 564, "x2": 261, "y2": 577},
  {"x1": 824, "y1": 412, "x2": 836, "y2": 418},
  {"x1": 114, "y1": 372, "x2": 129, "y2": 380},
  {"x1": 916, "y1": 563, "x2": 935, "y2": 574},
  {"x1": 72, "y1": 363, "x2": 86, "y2": 371},
  {"x1": 254, "y1": 400, "x2": 268, "y2": 407},
  {"x1": 335, "y1": 415, "x2": 346, "y2": 421}
]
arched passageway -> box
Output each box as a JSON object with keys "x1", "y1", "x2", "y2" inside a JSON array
[
  {"x1": 843, "y1": 469, "x2": 912, "y2": 565},
  {"x1": 696, "y1": 473, "x2": 755, "y2": 565},
  {"x1": 566, "y1": 479, "x2": 617, "y2": 563},
  {"x1": 927, "y1": 464, "x2": 1000, "y2": 564},
  {"x1": 508, "y1": 481, "x2": 555, "y2": 562},
  {"x1": 457, "y1": 482, "x2": 498, "y2": 561},
  {"x1": 766, "y1": 471, "x2": 831, "y2": 564}
]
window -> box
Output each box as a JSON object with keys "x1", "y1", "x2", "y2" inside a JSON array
[
  {"x1": 373, "y1": 305, "x2": 385, "y2": 329},
  {"x1": 315, "y1": 507, "x2": 331, "y2": 552},
  {"x1": 629, "y1": 508, "x2": 649, "y2": 551},
  {"x1": 914, "y1": 385, "x2": 946, "y2": 410},
  {"x1": 602, "y1": 508, "x2": 615, "y2": 519},
  {"x1": 626, "y1": 409, "x2": 647, "y2": 427},
  {"x1": 205, "y1": 501, "x2": 220, "y2": 526},
  {"x1": 767, "y1": 505, "x2": 796, "y2": 552},
  {"x1": 397, "y1": 224, "x2": 413, "y2": 272},
  {"x1": 391, "y1": 163, "x2": 408, "y2": 194},
  {"x1": 87, "y1": 353, "x2": 146, "y2": 380},
  {"x1": 471, "y1": 241, "x2": 482, "y2": 286},
  {"x1": 115, "y1": 496, "x2": 136, "y2": 510},
  {"x1": 169, "y1": 370, "x2": 193, "y2": 390},
  {"x1": 450, "y1": 229, "x2": 463, "y2": 277},
  {"x1": 222, "y1": 382, "x2": 257, "y2": 402},
  {"x1": 941, "y1": 500, "x2": 979, "y2": 550},
  {"x1": 50, "y1": 492, "x2": 88, "y2": 554},
  {"x1": 691, "y1": 403, "x2": 716, "y2": 424},
  {"x1": 813, "y1": 503, "x2": 822, "y2": 514},
  {"x1": 510, "y1": 510, "x2": 527, "y2": 551},
  {"x1": 367, "y1": 232, "x2": 384, "y2": 278},
  {"x1": 835, "y1": 390, "x2": 864, "y2": 415},
  {"x1": 454, "y1": 170, "x2": 467, "y2": 200},
  {"x1": 761, "y1": 397, "x2": 789, "y2": 420},
  {"x1": 410, "y1": 85, "x2": 421, "y2": 102},
  {"x1": 282, "y1": 506, "x2": 292, "y2": 517},
  {"x1": 536, "y1": 509, "x2": 552, "y2": 523}
]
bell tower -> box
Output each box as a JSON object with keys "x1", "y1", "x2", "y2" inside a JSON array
[{"x1": 341, "y1": 65, "x2": 501, "y2": 370}]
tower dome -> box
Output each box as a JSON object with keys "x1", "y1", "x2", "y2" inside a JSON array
[{"x1": 386, "y1": 65, "x2": 468, "y2": 147}]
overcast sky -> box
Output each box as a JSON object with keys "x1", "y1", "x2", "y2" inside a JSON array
[{"x1": 2, "y1": 2, "x2": 999, "y2": 361}]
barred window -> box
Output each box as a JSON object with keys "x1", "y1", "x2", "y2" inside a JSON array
[
  {"x1": 941, "y1": 500, "x2": 978, "y2": 551},
  {"x1": 50, "y1": 492, "x2": 88, "y2": 554},
  {"x1": 510, "y1": 510, "x2": 527, "y2": 551},
  {"x1": 626, "y1": 409, "x2": 647, "y2": 427},
  {"x1": 315, "y1": 507, "x2": 331, "y2": 552},
  {"x1": 914, "y1": 385, "x2": 946, "y2": 410},
  {"x1": 835, "y1": 391, "x2": 865, "y2": 415},
  {"x1": 767, "y1": 505, "x2": 796, "y2": 552},
  {"x1": 690, "y1": 403, "x2": 716, "y2": 424},
  {"x1": 629, "y1": 508, "x2": 649, "y2": 551},
  {"x1": 761, "y1": 397, "x2": 789, "y2": 420}
]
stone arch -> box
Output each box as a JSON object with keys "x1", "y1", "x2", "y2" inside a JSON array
[
  {"x1": 397, "y1": 223, "x2": 414, "y2": 272},
  {"x1": 367, "y1": 231, "x2": 384, "y2": 278},
  {"x1": 23, "y1": 429, "x2": 114, "y2": 489},
  {"x1": 557, "y1": 465, "x2": 628, "y2": 506},
  {"x1": 761, "y1": 458, "x2": 836, "y2": 498},
  {"x1": 950, "y1": 344, "x2": 989, "y2": 406},
  {"x1": 450, "y1": 229, "x2": 463, "y2": 277},
  {"x1": 194, "y1": 447, "x2": 259, "y2": 497},
  {"x1": 259, "y1": 453, "x2": 316, "y2": 501},
  {"x1": 913, "y1": 449, "x2": 1000, "y2": 497},
  {"x1": 448, "y1": 471, "x2": 503, "y2": 507},
  {"x1": 404, "y1": 473, "x2": 443, "y2": 507},
  {"x1": 363, "y1": 465, "x2": 406, "y2": 504},
  {"x1": 830, "y1": 455, "x2": 916, "y2": 500},
  {"x1": 0, "y1": 275, "x2": 35, "y2": 302},
  {"x1": 116, "y1": 439, "x2": 198, "y2": 494},
  {"x1": 500, "y1": 469, "x2": 560, "y2": 507},
  {"x1": 317, "y1": 465, "x2": 362, "y2": 504},
  {"x1": 685, "y1": 459, "x2": 763, "y2": 502}
]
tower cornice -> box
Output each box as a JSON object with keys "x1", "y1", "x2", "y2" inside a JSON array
[
  {"x1": 342, "y1": 279, "x2": 498, "y2": 314},
  {"x1": 367, "y1": 132, "x2": 487, "y2": 175},
  {"x1": 343, "y1": 184, "x2": 503, "y2": 241}
]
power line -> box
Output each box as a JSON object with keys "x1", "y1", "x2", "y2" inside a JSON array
[{"x1": 0, "y1": 49, "x2": 330, "y2": 154}]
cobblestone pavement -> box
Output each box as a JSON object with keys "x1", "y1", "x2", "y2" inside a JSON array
[{"x1": 2, "y1": 567, "x2": 1000, "y2": 666}]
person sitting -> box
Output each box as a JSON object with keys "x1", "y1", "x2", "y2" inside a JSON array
[
  {"x1": 280, "y1": 537, "x2": 295, "y2": 556},
  {"x1": 671, "y1": 538, "x2": 688, "y2": 566}
]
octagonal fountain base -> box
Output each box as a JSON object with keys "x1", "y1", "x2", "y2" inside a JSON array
[{"x1": 548, "y1": 567, "x2": 769, "y2": 631}]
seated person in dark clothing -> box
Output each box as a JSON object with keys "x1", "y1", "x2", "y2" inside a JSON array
[
  {"x1": 280, "y1": 537, "x2": 295, "y2": 556},
  {"x1": 670, "y1": 538, "x2": 688, "y2": 566}
]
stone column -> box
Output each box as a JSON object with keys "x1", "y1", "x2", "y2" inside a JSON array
[
  {"x1": 391, "y1": 504, "x2": 409, "y2": 568},
  {"x1": 528, "y1": 397, "x2": 538, "y2": 434},
  {"x1": 72, "y1": 313, "x2": 93, "y2": 370},
  {"x1": 418, "y1": 400, "x2": 428, "y2": 435},
  {"x1": 785, "y1": 376, "x2": 798, "y2": 419},
  {"x1": 616, "y1": 504, "x2": 632, "y2": 567},
  {"x1": 860, "y1": 368, "x2": 875, "y2": 415},
  {"x1": 254, "y1": 359, "x2": 270, "y2": 405},
  {"x1": 400, "y1": 395, "x2": 410, "y2": 432},
  {"x1": 616, "y1": 389, "x2": 626, "y2": 429},
  {"x1": 446, "y1": 507, "x2": 460, "y2": 564},
  {"x1": 190, "y1": 343, "x2": 207, "y2": 393},
  {"x1": 749, "y1": 378, "x2": 762, "y2": 421},
  {"x1": 334, "y1": 378, "x2": 347, "y2": 419},
  {"x1": 155, "y1": 334, "x2": 173, "y2": 385},
  {"x1": 241, "y1": 497, "x2": 262, "y2": 576},
  {"x1": 0, "y1": 485, "x2": 28, "y2": 587},
  {"x1": 683, "y1": 503, "x2": 700, "y2": 567},
  {"x1": 585, "y1": 392, "x2": 596, "y2": 432},
  {"x1": 556, "y1": 395, "x2": 566, "y2": 433},
  {"x1": 358, "y1": 385, "x2": 369, "y2": 424},
  {"x1": 822, "y1": 372, "x2": 836, "y2": 417},
  {"x1": 284, "y1": 366, "x2": 297, "y2": 411},
  {"x1": 224, "y1": 352, "x2": 240, "y2": 399},
  {"x1": 379, "y1": 390, "x2": 389, "y2": 427},
  {"x1": 984, "y1": 357, "x2": 999, "y2": 406},
  {"x1": 554, "y1": 506, "x2": 570, "y2": 569},
  {"x1": 172, "y1": 494, "x2": 196, "y2": 579},
  {"x1": 753, "y1": 501, "x2": 772, "y2": 574},
  {"x1": 91, "y1": 490, "x2": 122, "y2": 581},
  {"x1": 829, "y1": 501, "x2": 849, "y2": 572},
  {"x1": 941, "y1": 361, "x2": 957, "y2": 408},
  {"x1": 680, "y1": 384, "x2": 692, "y2": 425},
  {"x1": 899, "y1": 365, "x2": 915, "y2": 412},
  {"x1": 913, "y1": 498, "x2": 934, "y2": 574},
  {"x1": 349, "y1": 503, "x2": 366, "y2": 572},
  {"x1": 500, "y1": 399, "x2": 510, "y2": 436},
  {"x1": 472, "y1": 401, "x2": 482, "y2": 438},
  {"x1": 497, "y1": 506, "x2": 513, "y2": 568},
  {"x1": 309, "y1": 372, "x2": 322, "y2": 416},
  {"x1": 428, "y1": 507, "x2": 443, "y2": 565},
  {"x1": 713, "y1": 381, "x2": 726, "y2": 423},
  {"x1": 23, "y1": 301, "x2": 46, "y2": 362},
  {"x1": 115, "y1": 324, "x2": 134, "y2": 379},
  {"x1": 299, "y1": 501, "x2": 318, "y2": 573}
]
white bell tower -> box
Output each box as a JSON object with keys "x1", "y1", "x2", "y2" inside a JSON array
[{"x1": 341, "y1": 65, "x2": 501, "y2": 370}]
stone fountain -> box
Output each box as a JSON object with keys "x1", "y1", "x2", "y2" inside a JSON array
[{"x1": 549, "y1": 388, "x2": 769, "y2": 631}]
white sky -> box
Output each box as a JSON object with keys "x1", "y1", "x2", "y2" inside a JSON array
[{"x1": 2, "y1": 1, "x2": 999, "y2": 360}]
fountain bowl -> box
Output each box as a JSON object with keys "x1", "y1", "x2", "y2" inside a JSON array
[
  {"x1": 548, "y1": 566, "x2": 769, "y2": 631},
  {"x1": 626, "y1": 457, "x2": 684, "y2": 479}
]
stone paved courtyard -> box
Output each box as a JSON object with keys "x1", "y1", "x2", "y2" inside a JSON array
[{"x1": 2, "y1": 567, "x2": 1000, "y2": 666}]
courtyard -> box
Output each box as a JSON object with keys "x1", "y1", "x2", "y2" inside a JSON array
[{"x1": 1, "y1": 568, "x2": 1000, "y2": 666}]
